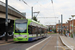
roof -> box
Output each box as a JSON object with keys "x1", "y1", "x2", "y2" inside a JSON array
[
  {"x1": 0, "y1": 1, "x2": 25, "y2": 18},
  {"x1": 28, "y1": 19, "x2": 47, "y2": 29}
]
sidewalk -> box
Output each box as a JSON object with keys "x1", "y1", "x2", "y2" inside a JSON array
[
  {"x1": 60, "y1": 36, "x2": 75, "y2": 50},
  {"x1": 0, "y1": 39, "x2": 13, "y2": 44}
]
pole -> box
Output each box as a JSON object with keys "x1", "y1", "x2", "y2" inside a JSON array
[
  {"x1": 31, "y1": 7, "x2": 33, "y2": 19},
  {"x1": 5, "y1": 0, "x2": 8, "y2": 41},
  {"x1": 61, "y1": 14, "x2": 63, "y2": 35},
  {"x1": 72, "y1": 18, "x2": 74, "y2": 39},
  {"x1": 69, "y1": 19, "x2": 71, "y2": 37},
  {"x1": 70, "y1": 20, "x2": 71, "y2": 37},
  {"x1": 59, "y1": 20, "x2": 60, "y2": 34}
]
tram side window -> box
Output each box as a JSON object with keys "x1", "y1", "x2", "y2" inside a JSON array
[
  {"x1": 41, "y1": 28, "x2": 43, "y2": 33},
  {"x1": 37, "y1": 27, "x2": 38, "y2": 34},
  {"x1": 32, "y1": 26, "x2": 37, "y2": 34},
  {"x1": 31, "y1": 26, "x2": 36, "y2": 34},
  {"x1": 40, "y1": 28, "x2": 42, "y2": 33},
  {"x1": 39, "y1": 28, "x2": 41, "y2": 34},
  {"x1": 38, "y1": 27, "x2": 40, "y2": 33},
  {"x1": 28, "y1": 26, "x2": 32, "y2": 34},
  {"x1": 35, "y1": 27, "x2": 37, "y2": 34},
  {"x1": 41, "y1": 28, "x2": 42, "y2": 33},
  {"x1": 44, "y1": 29, "x2": 45, "y2": 33},
  {"x1": 44, "y1": 29, "x2": 46, "y2": 33},
  {"x1": 46, "y1": 29, "x2": 47, "y2": 33}
]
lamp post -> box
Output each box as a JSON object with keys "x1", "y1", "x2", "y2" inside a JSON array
[
  {"x1": 61, "y1": 14, "x2": 63, "y2": 35},
  {"x1": 5, "y1": 0, "x2": 8, "y2": 41},
  {"x1": 71, "y1": 15, "x2": 75, "y2": 39},
  {"x1": 59, "y1": 20, "x2": 60, "y2": 34},
  {"x1": 31, "y1": 7, "x2": 33, "y2": 19},
  {"x1": 69, "y1": 18, "x2": 71, "y2": 37},
  {"x1": 66, "y1": 22, "x2": 68, "y2": 36}
]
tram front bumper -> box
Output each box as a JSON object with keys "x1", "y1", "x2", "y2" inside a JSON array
[{"x1": 13, "y1": 37, "x2": 28, "y2": 41}]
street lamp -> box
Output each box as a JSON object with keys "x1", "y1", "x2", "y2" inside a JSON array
[
  {"x1": 71, "y1": 15, "x2": 75, "y2": 39},
  {"x1": 69, "y1": 18, "x2": 71, "y2": 37}
]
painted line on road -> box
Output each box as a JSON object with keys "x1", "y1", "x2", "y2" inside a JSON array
[
  {"x1": 55, "y1": 34, "x2": 65, "y2": 50},
  {"x1": 40, "y1": 36, "x2": 52, "y2": 50},
  {"x1": 26, "y1": 36, "x2": 51, "y2": 50},
  {"x1": 58, "y1": 40, "x2": 65, "y2": 50}
]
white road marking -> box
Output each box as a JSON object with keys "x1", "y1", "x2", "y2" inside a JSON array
[{"x1": 26, "y1": 36, "x2": 51, "y2": 50}]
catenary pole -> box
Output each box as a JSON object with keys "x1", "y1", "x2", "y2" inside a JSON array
[
  {"x1": 5, "y1": 0, "x2": 8, "y2": 41},
  {"x1": 59, "y1": 20, "x2": 60, "y2": 34},
  {"x1": 31, "y1": 7, "x2": 33, "y2": 19},
  {"x1": 61, "y1": 14, "x2": 63, "y2": 35}
]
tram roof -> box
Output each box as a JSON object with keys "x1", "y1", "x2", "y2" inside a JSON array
[
  {"x1": 28, "y1": 19, "x2": 47, "y2": 29},
  {"x1": 15, "y1": 19, "x2": 47, "y2": 29}
]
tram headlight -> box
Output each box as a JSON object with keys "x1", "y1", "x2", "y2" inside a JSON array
[
  {"x1": 24, "y1": 35, "x2": 27, "y2": 38},
  {"x1": 14, "y1": 35, "x2": 17, "y2": 38}
]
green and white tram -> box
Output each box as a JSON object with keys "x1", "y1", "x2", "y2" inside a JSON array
[{"x1": 13, "y1": 19, "x2": 47, "y2": 41}]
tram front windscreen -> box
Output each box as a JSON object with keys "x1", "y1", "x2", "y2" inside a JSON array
[{"x1": 15, "y1": 19, "x2": 28, "y2": 33}]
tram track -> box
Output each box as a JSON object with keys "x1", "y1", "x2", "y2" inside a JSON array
[
  {"x1": 40, "y1": 36, "x2": 53, "y2": 50},
  {"x1": 0, "y1": 36, "x2": 48, "y2": 50},
  {"x1": 29, "y1": 34, "x2": 66, "y2": 50},
  {"x1": 0, "y1": 34, "x2": 66, "y2": 50}
]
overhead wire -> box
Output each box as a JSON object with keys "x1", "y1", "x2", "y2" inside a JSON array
[
  {"x1": 19, "y1": 0, "x2": 31, "y2": 8},
  {"x1": 34, "y1": 0, "x2": 57, "y2": 25},
  {"x1": 20, "y1": 0, "x2": 57, "y2": 25},
  {"x1": 35, "y1": 0, "x2": 52, "y2": 19}
]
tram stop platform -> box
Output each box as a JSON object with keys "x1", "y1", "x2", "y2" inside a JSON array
[{"x1": 60, "y1": 36, "x2": 75, "y2": 50}]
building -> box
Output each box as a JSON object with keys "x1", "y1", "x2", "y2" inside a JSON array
[
  {"x1": 56, "y1": 23, "x2": 67, "y2": 33},
  {"x1": 47, "y1": 25, "x2": 56, "y2": 32},
  {"x1": 56, "y1": 19, "x2": 75, "y2": 34},
  {"x1": 0, "y1": 1, "x2": 26, "y2": 40},
  {"x1": 68, "y1": 19, "x2": 75, "y2": 33}
]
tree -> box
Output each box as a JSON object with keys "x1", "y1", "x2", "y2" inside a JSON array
[{"x1": 33, "y1": 16, "x2": 37, "y2": 21}]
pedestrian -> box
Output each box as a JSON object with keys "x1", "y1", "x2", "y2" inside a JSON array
[
  {"x1": 66, "y1": 33, "x2": 67, "y2": 37},
  {"x1": 67, "y1": 30, "x2": 70, "y2": 37},
  {"x1": 65, "y1": 31, "x2": 67, "y2": 37},
  {"x1": 69, "y1": 33, "x2": 70, "y2": 36}
]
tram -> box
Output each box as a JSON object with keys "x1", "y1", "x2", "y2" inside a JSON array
[{"x1": 13, "y1": 19, "x2": 47, "y2": 41}]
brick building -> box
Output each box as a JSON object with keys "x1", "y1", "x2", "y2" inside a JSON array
[
  {"x1": 68, "y1": 19, "x2": 75, "y2": 33},
  {"x1": 56, "y1": 23, "x2": 67, "y2": 33},
  {"x1": 56, "y1": 19, "x2": 75, "y2": 34},
  {"x1": 47, "y1": 25, "x2": 56, "y2": 32}
]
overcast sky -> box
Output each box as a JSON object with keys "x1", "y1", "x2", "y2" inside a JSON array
[{"x1": 1, "y1": 0, "x2": 75, "y2": 25}]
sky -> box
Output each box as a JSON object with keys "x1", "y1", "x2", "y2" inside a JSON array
[{"x1": 0, "y1": 0, "x2": 75, "y2": 25}]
